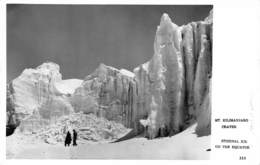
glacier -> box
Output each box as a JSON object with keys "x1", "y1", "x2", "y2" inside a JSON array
[{"x1": 7, "y1": 10, "x2": 212, "y2": 141}]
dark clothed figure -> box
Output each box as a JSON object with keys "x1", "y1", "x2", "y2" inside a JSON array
[
  {"x1": 73, "y1": 129, "x2": 78, "y2": 146},
  {"x1": 64, "y1": 131, "x2": 72, "y2": 147}
]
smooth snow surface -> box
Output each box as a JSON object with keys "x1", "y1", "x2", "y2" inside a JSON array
[
  {"x1": 54, "y1": 79, "x2": 83, "y2": 95},
  {"x1": 7, "y1": 124, "x2": 210, "y2": 159}
]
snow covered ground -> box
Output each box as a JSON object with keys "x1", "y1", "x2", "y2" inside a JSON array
[{"x1": 6, "y1": 124, "x2": 210, "y2": 159}]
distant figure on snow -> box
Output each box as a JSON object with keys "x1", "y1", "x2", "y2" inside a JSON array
[
  {"x1": 73, "y1": 129, "x2": 78, "y2": 146},
  {"x1": 64, "y1": 131, "x2": 72, "y2": 147}
]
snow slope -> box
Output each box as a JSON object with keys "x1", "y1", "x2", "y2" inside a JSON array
[
  {"x1": 6, "y1": 124, "x2": 210, "y2": 159},
  {"x1": 54, "y1": 79, "x2": 83, "y2": 95},
  {"x1": 119, "y1": 69, "x2": 135, "y2": 78}
]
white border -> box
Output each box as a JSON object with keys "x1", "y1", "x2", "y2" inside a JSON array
[{"x1": 1, "y1": 0, "x2": 260, "y2": 165}]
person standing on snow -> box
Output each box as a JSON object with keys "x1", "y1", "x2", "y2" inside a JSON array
[
  {"x1": 64, "y1": 131, "x2": 72, "y2": 147},
  {"x1": 72, "y1": 129, "x2": 78, "y2": 146}
]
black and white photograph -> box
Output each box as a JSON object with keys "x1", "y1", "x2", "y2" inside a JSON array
[{"x1": 5, "y1": 4, "x2": 212, "y2": 159}]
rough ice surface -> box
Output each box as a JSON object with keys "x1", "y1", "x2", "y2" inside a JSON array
[
  {"x1": 7, "y1": 62, "x2": 81, "y2": 133},
  {"x1": 35, "y1": 112, "x2": 131, "y2": 144},
  {"x1": 7, "y1": 10, "x2": 212, "y2": 142},
  {"x1": 72, "y1": 63, "x2": 140, "y2": 133},
  {"x1": 134, "y1": 11, "x2": 212, "y2": 137}
]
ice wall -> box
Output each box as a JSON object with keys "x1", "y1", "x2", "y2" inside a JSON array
[
  {"x1": 71, "y1": 63, "x2": 140, "y2": 133},
  {"x1": 6, "y1": 62, "x2": 82, "y2": 133},
  {"x1": 134, "y1": 11, "x2": 212, "y2": 138}
]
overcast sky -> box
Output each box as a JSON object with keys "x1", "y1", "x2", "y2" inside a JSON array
[{"x1": 7, "y1": 5, "x2": 212, "y2": 82}]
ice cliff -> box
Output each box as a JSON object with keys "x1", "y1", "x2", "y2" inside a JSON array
[
  {"x1": 7, "y1": 62, "x2": 83, "y2": 134},
  {"x1": 134, "y1": 12, "x2": 212, "y2": 138},
  {"x1": 71, "y1": 63, "x2": 140, "y2": 133},
  {"x1": 7, "y1": 10, "x2": 212, "y2": 139}
]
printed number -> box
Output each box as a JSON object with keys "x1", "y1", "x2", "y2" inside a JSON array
[{"x1": 239, "y1": 156, "x2": 246, "y2": 160}]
